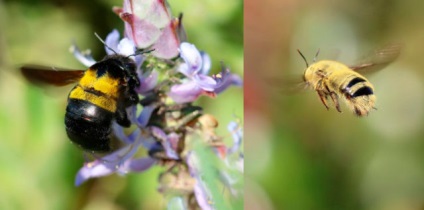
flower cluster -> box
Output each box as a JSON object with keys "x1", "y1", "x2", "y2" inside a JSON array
[{"x1": 70, "y1": 0, "x2": 243, "y2": 209}]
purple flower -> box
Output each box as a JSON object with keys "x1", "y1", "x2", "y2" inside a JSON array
[
  {"x1": 75, "y1": 154, "x2": 156, "y2": 186},
  {"x1": 193, "y1": 183, "x2": 213, "y2": 210},
  {"x1": 212, "y1": 64, "x2": 243, "y2": 94},
  {"x1": 74, "y1": 102, "x2": 159, "y2": 186},
  {"x1": 104, "y1": 29, "x2": 134, "y2": 56},
  {"x1": 169, "y1": 42, "x2": 242, "y2": 104},
  {"x1": 136, "y1": 70, "x2": 158, "y2": 94},
  {"x1": 168, "y1": 80, "x2": 216, "y2": 104},
  {"x1": 113, "y1": 0, "x2": 183, "y2": 59},
  {"x1": 151, "y1": 126, "x2": 180, "y2": 159},
  {"x1": 136, "y1": 104, "x2": 158, "y2": 127},
  {"x1": 75, "y1": 130, "x2": 157, "y2": 186},
  {"x1": 71, "y1": 29, "x2": 142, "y2": 68},
  {"x1": 168, "y1": 42, "x2": 217, "y2": 103}
]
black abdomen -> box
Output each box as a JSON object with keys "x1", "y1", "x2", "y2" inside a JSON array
[{"x1": 65, "y1": 99, "x2": 114, "y2": 152}]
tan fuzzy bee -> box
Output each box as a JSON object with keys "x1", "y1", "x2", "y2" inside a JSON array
[{"x1": 285, "y1": 44, "x2": 402, "y2": 116}]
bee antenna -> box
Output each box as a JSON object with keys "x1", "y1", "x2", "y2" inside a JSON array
[
  {"x1": 94, "y1": 32, "x2": 118, "y2": 55},
  {"x1": 297, "y1": 49, "x2": 309, "y2": 68},
  {"x1": 127, "y1": 48, "x2": 155, "y2": 59},
  {"x1": 313, "y1": 48, "x2": 320, "y2": 63}
]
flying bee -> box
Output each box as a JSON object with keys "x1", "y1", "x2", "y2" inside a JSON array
[
  {"x1": 21, "y1": 44, "x2": 152, "y2": 152},
  {"x1": 281, "y1": 44, "x2": 401, "y2": 116}
]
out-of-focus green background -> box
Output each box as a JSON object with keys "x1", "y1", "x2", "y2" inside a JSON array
[
  {"x1": 246, "y1": 0, "x2": 424, "y2": 210},
  {"x1": 0, "y1": 0, "x2": 242, "y2": 209}
]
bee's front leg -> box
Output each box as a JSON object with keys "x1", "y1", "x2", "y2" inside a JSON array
[
  {"x1": 330, "y1": 92, "x2": 342, "y2": 112},
  {"x1": 316, "y1": 90, "x2": 330, "y2": 110},
  {"x1": 315, "y1": 78, "x2": 331, "y2": 110}
]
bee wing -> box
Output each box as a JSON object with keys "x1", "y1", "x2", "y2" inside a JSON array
[
  {"x1": 20, "y1": 65, "x2": 85, "y2": 87},
  {"x1": 266, "y1": 75, "x2": 308, "y2": 94},
  {"x1": 349, "y1": 43, "x2": 402, "y2": 74}
]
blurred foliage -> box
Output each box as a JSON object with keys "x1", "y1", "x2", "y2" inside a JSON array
[
  {"x1": 246, "y1": 0, "x2": 424, "y2": 210},
  {"x1": 0, "y1": 0, "x2": 242, "y2": 209}
]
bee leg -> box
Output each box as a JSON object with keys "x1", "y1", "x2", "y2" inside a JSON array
[
  {"x1": 116, "y1": 98, "x2": 131, "y2": 127},
  {"x1": 127, "y1": 89, "x2": 140, "y2": 105},
  {"x1": 115, "y1": 89, "x2": 140, "y2": 127},
  {"x1": 115, "y1": 108, "x2": 131, "y2": 127},
  {"x1": 317, "y1": 91, "x2": 330, "y2": 110},
  {"x1": 330, "y1": 92, "x2": 342, "y2": 112}
]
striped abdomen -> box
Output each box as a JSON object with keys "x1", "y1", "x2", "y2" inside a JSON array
[{"x1": 340, "y1": 75, "x2": 376, "y2": 116}]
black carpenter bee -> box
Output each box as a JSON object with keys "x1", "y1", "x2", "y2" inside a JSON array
[{"x1": 21, "y1": 50, "x2": 146, "y2": 152}]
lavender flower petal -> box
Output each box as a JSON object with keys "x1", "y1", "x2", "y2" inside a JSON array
[
  {"x1": 163, "y1": 132, "x2": 179, "y2": 159},
  {"x1": 151, "y1": 127, "x2": 180, "y2": 159},
  {"x1": 117, "y1": 38, "x2": 136, "y2": 56},
  {"x1": 105, "y1": 29, "x2": 120, "y2": 55},
  {"x1": 200, "y1": 52, "x2": 211, "y2": 75},
  {"x1": 75, "y1": 132, "x2": 149, "y2": 185},
  {"x1": 113, "y1": 124, "x2": 140, "y2": 144},
  {"x1": 213, "y1": 68, "x2": 243, "y2": 94},
  {"x1": 75, "y1": 144, "x2": 134, "y2": 186},
  {"x1": 179, "y1": 42, "x2": 202, "y2": 76},
  {"x1": 167, "y1": 132, "x2": 180, "y2": 153},
  {"x1": 193, "y1": 183, "x2": 213, "y2": 210},
  {"x1": 75, "y1": 160, "x2": 116, "y2": 186},
  {"x1": 137, "y1": 104, "x2": 158, "y2": 127},
  {"x1": 70, "y1": 44, "x2": 96, "y2": 67},
  {"x1": 136, "y1": 70, "x2": 158, "y2": 94},
  {"x1": 151, "y1": 126, "x2": 167, "y2": 140},
  {"x1": 125, "y1": 157, "x2": 156, "y2": 172},
  {"x1": 177, "y1": 63, "x2": 190, "y2": 77},
  {"x1": 194, "y1": 74, "x2": 217, "y2": 91},
  {"x1": 168, "y1": 81, "x2": 204, "y2": 104}
]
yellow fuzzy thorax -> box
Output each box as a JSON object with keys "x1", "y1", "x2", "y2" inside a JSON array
[{"x1": 69, "y1": 69, "x2": 120, "y2": 112}]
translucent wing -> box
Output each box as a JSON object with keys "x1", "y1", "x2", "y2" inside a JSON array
[
  {"x1": 20, "y1": 65, "x2": 85, "y2": 87},
  {"x1": 265, "y1": 75, "x2": 308, "y2": 94},
  {"x1": 350, "y1": 43, "x2": 402, "y2": 74}
]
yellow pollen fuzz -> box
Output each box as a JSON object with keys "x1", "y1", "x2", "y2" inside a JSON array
[{"x1": 69, "y1": 69, "x2": 120, "y2": 112}]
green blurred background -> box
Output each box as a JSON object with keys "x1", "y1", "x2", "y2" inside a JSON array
[
  {"x1": 0, "y1": 0, "x2": 242, "y2": 209},
  {"x1": 245, "y1": 0, "x2": 424, "y2": 210}
]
